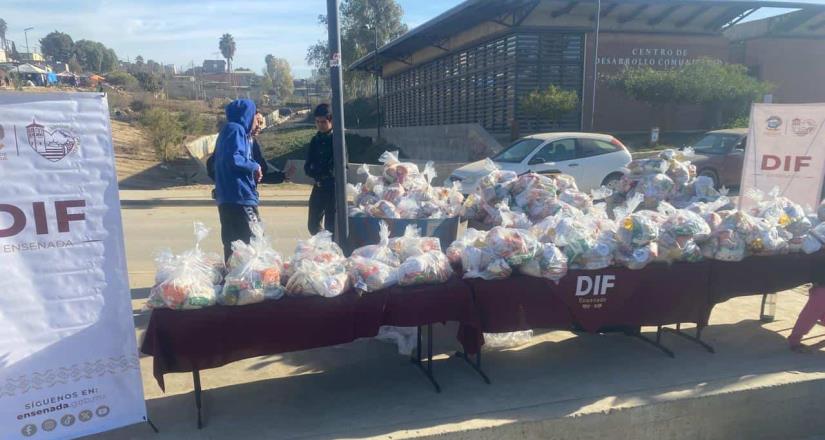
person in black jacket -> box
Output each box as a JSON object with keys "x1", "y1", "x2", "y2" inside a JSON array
[{"x1": 305, "y1": 103, "x2": 336, "y2": 235}]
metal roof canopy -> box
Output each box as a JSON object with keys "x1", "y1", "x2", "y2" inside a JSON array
[
  {"x1": 726, "y1": 8, "x2": 825, "y2": 40},
  {"x1": 350, "y1": 0, "x2": 825, "y2": 71}
]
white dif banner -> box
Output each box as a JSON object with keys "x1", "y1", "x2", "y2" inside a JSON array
[
  {"x1": 741, "y1": 103, "x2": 825, "y2": 209},
  {"x1": 0, "y1": 93, "x2": 146, "y2": 439}
]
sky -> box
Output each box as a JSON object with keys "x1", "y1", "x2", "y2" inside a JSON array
[{"x1": 1, "y1": 0, "x2": 822, "y2": 78}]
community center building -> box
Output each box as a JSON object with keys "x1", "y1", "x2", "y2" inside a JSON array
[{"x1": 350, "y1": 0, "x2": 825, "y2": 136}]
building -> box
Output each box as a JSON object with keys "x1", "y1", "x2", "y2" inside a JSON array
[
  {"x1": 164, "y1": 64, "x2": 178, "y2": 75},
  {"x1": 727, "y1": 9, "x2": 825, "y2": 104},
  {"x1": 350, "y1": 0, "x2": 825, "y2": 137},
  {"x1": 202, "y1": 59, "x2": 227, "y2": 74},
  {"x1": 18, "y1": 52, "x2": 45, "y2": 64}
]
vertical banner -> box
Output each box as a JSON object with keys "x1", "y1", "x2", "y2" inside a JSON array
[
  {"x1": 741, "y1": 103, "x2": 825, "y2": 209},
  {"x1": 0, "y1": 93, "x2": 146, "y2": 439}
]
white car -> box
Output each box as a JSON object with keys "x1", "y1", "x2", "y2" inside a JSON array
[{"x1": 449, "y1": 132, "x2": 632, "y2": 194}]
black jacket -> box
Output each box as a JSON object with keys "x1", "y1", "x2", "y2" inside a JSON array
[
  {"x1": 305, "y1": 130, "x2": 335, "y2": 187},
  {"x1": 207, "y1": 139, "x2": 285, "y2": 184}
]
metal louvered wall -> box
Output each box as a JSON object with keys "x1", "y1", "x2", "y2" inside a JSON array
[{"x1": 382, "y1": 31, "x2": 584, "y2": 135}]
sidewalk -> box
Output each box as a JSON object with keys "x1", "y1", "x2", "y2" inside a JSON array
[{"x1": 119, "y1": 184, "x2": 313, "y2": 208}]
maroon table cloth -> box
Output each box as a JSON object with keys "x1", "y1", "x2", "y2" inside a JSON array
[
  {"x1": 709, "y1": 251, "x2": 825, "y2": 304},
  {"x1": 141, "y1": 292, "x2": 361, "y2": 390},
  {"x1": 353, "y1": 275, "x2": 483, "y2": 354},
  {"x1": 465, "y1": 262, "x2": 712, "y2": 335}
]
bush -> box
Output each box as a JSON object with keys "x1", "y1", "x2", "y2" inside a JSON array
[
  {"x1": 140, "y1": 108, "x2": 184, "y2": 162},
  {"x1": 133, "y1": 71, "x2": 163, "y2": 93},
  {"x1": 130, "y1": 98, "x2": 150, "y2": 113},
  {"x1": 344, "y1": 97, "x2": 379, "y2": 128},
  {"x1": 105, "y1": 71, "x2": 138, "y2": 90},
  {"x1": 520, "y1": 85, "x2": 579, "y2": 126},
  {"x1": 179, "y1": 109, "x2": 209, "y2": 136}
]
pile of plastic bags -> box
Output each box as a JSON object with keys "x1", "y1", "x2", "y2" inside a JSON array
[
  {"x1": 145, "y1": 223, "x2": 224, "y2": 310},
  {"x1": 349, "y1": 223, "x2": 453, "y2": 292},
  {"x1": 348, "y1": 151, "x2": 465, "y2": 219}
]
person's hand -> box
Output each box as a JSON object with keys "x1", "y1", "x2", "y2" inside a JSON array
[{"x1": 254, "y1": 166, "x2": 263, "y2": 183}]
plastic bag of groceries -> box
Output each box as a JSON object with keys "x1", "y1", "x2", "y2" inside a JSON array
[
  {"x1": 580, "y1": 230, "x2": 618, "y2": 270},
  {"x1": 554, "y1": 216, "x2": 596, "y2": 265},
  {"x1": 379, "y1": 151, "x2": 421, "y2": 187},
  {"x1": 397, "y1": 250, "x2": 453, "y2": 286},
  {"x1": 368, "y1": 200, "x2": 400, "y2": 219},
  {"x1": 461, "y1": 193, "x2": 486, "y2": 222},
  {"x1": 512, "y1": 172, "x2": 558, "y2": 196},
  {"x1": 286, "y1": 260, "x2": 350, "y2": 297},
  {"x1": 519, "y1": 242, "x2": 568, "y2": 282},
  {"x1": 462, "y1": 245, "x2": 512, "y2": 280},
  {"x1": 550, "y1": 174, "x2": 578, "y2": 192},
  {"x1": 388, "y1": 225, "x2": 442, "y2": 262},
  {"x1": 358, "y1": 164, "x2": 383, "y2": 193},
  {"x1": 530, "y1": 214, "x2": 564, "y2": 243},
  {"x1": 483, "y1": 330, "x2": 533, "y2": 349},
  {"x1": 483, "y1": 203, "x2": 532, "y2": 229},
  {"x1": 145, "y1": 222, "x2": 220, "y2": 310},
  {"x1": 628, "y1": 157, "x2": 669, "y2": 176},
  {"x1": 294, "y1": 230, "x2": 346, "y2": 265},
  {"x1": 634, "y1": 173, "x2": 675, "y2": 208},
  {"x1": 560, "y1": 188, "x2": 593, "y2": 212},
  {"x1": 486, "y1": 226, "x2": 539, "y2": 266},
  {"x1": 803, "y1": 223, "x2": 825, "y2": 254},
  {"x1": 431, "y1": 182, "x2": 465, "y2": 217},
  {"x1": 446, "y1": 228, "x2": 486, "y2": 265},
  {"x1": 703, "y1": 211, "x2": 755, "y2": 262},
  {"x1": 221, "y1": 225, "x2": 285, "y2": 305},
  {"x1": 616, "y1": 242, "x2": 659, "y2": 270},
  {"x1": 656, "y1": 204, "x2": 710, "y2": 262},
  {"x1": 477, "y1": 164, "x2": 518, "y2": 205},
  {"x1": 348, "y1": 256, "x2": 399, "y2": 292},
  {"x1": 351, "y1": 221, "x2": 401, "y2": 267},
  {"x1": 818, "y1": 200, "x2": 825, "y2": 222}
]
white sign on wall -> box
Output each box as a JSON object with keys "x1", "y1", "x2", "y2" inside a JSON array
[
  {"x1": 0, "y1": 92, "x2": 146, "y2": 439},
  {"x1": 741, "y1": 103, "x2": 825, "y2": 209}
]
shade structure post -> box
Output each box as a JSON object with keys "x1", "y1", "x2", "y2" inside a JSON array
[{"x1": 327, "y1": 0, "x2": 350, "y2": 248}]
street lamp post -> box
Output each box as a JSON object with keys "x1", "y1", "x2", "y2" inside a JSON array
[
  {"x1": 24, "y1": 27, "x2": 33, "y2": 59},
  {"x1": 326, "y1": 0, "x2": 350, "y2": 248}
]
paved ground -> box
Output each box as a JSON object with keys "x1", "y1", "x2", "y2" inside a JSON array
[{"x1": 80, "y1": 190, "x2": 825, "y2": 440}]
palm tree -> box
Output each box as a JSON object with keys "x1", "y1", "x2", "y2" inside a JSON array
[{"x1": 219, "y1": 33, "x2": 235, "y2": 90}]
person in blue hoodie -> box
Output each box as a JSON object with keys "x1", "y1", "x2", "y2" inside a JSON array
[{"x1": 214, "y1": 99, "x2": 263, "y2": 261}]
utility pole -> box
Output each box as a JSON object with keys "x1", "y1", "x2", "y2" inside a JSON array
[
  {"x1": 24, "y1": 27, "x2": 33, "y2": 59},
  {"x1": 371, "y1": 0, "x2": 382, "y2": 141},
  {"x1": 590, "y1": 0, "x2": 601, "y2": 131},
  {"x1": 327, "y1": 0, "x2": 349, "y2": 248}
]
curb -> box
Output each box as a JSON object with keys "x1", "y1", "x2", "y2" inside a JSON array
[{"x1": 120, "y1": 199, "x2": 309, "y2": 208}]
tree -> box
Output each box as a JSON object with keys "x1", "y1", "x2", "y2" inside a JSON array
[
  {"x1": 134, "y1": 55, "x2": 145, "y2": 72},
  {"x1": 146, "y1": 59, "x2": 161, "y2": 75},
  {"x1": 219, "y1": 33, "x2": 235, "y2": 72},
  {"x1": 67, "y1": 55, "x2": 82, "y2": 74},
  {"x1": 306, "y1": 0, "x2": 407, "y2": 98},
  {"x1": 264, "y1": 55, "x2": 294, "y2": 100},
  {"x1": 133, "y1": 71, "x2": 163, "y2": 93},
  {"x1": 140, "y1": 108, "x2": 184, "y2": 162},
  {"x1": 607, "y1": 58, "x2": 773, "y2": 128},
  {"x1": 520, "y1": 85, "x2": 579, "y2": 129},
  {"x1": 179, "y1": 109, "x2": 207, "y2": 136},
  {"x1": 105, "y1": 71, "x2": 138, "y2": 89},
  {"x1": 73, "y1": 39, "x2": 119, "y2": 73},
  {"x1": 40, "y1": 31, "x2": 75, "y2": 63}
]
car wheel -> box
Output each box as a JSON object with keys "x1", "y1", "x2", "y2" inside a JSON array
[
  {"x1": 698, "y1": 169, "x2": 719, "y2": 189},
  {"x1": 601, "y1": 172, "x2": 624, "y2": 191}
]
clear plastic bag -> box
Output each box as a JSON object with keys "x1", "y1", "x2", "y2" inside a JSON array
[
  {"x1": 294, "y1": 230, "x2": 346, "y2": 265},
  {"x1": 818, "y1": 200, "x2": 825, "y2": 223},
  {"x1": 351, "y1": 221, "x2": 402, "y2": 267},
  {"x1": 368, "y1": 200, "x2": 400, "y2": 219},
  {"x1": 519, "y1": 242, "x2": 568, "y2": 282},
  {"x1": 616, "y1": 242, "x2": 659, "y2": 270},
  {"x1": 388, "y1": 225, "x2": 442, "y2": 262},
  {"x1": 485, "y1": 226, "x2": 539, "y2": 266},
  {"x1": 379, "y1": 150, "x2": 421, "y2": 186},
  {"x1": 446, "y1": 228, "x2": 485, "y2": 265},
  {"x1": 375, "y1": 326, "x2": 418, "y2": 355},
  {"x1": 483, "y1": 330, "x2": 533, "y2": 349},
  {"x1": 397, "y1": 250, "x2": 454, "y2": 286},
  {"x1": 483, "y1": 203, "x2": 532, "y2": 229},
  {"x1": 348, "y1": 256, "x2": 399, "y2": 292},
  {"x1": 221, "y1": 224, "x2": 284, "y2": 305},
  {"x1": 560, "y1": 189, "x2": 593, "y2": 212},
  {"x1": 477, "y1": 166, "x2": 518, "y2": 205},
  {"x1": 462, "y1": 246, "x2": 512, "y2": 280},
  {"x1": 286, "y1": 260, "x2": 350, "y2": 297},
  {"x1": 628, "y1": 158, "x2": 669, "y2": 176},
  {"x1": 145, "y1": 222, "x2": 219, "y2": 311}
]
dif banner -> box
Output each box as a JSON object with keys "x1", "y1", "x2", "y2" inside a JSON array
[
  {"x1": 741, "y1": 103, "x2": 825, "y2": 209},
  {"x1": 0, "y1": 93, "x2": 146, "y2": 439}
]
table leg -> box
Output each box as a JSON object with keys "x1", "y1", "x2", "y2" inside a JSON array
[
  {"x1": 662, "y1": 324, "x2": 716, "y2": 353},
  {"x1": 454, "y1": 349, "x2": 491, "y2": 385},
  {"x1": 192, "y1": 370, "x2": 203, "y2": 429},
  {"x1": 410, "y1": 324, "x2": 441, "y2": 393},
  {"x1": 627, "y1": 326, "x2": 675, "y2": 358}
]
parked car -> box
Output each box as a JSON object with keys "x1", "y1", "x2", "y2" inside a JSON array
[
  {"x1": 685, "y1": 128, "x2": 747, "y2": 189},
  {"x1": 449, "y1": 132, "x2": 632, "y2": 194}
]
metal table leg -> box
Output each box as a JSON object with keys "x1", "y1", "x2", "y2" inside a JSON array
[
  {"x1": 410, "y1": 324, "x2": 441, "y2": 393},
  {"x1": 192, "y1": 369, "x2": 203, "y2": 429},
  {"x1": 662, "y1": 323, "x2": 715, "y2": 353},
  {"x1": 454, "y1": 349, "x2": 491, "y2": 384},
  {"x1": 627, "y1": 326, "x2": 675, "y2": 358}
]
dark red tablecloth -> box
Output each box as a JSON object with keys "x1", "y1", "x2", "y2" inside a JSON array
[
  {"x1": 709, "y1": 251, "x2": 825, "y2": 304},
  {"x1": 141, "y1": 276, "x2": 482, "y2": 389},
  {"x1": 353, "y1": 275, "x2": 483, "y2": 354},
  {"x1": 465, "y1": 262, "x2": 712, "y2": 335},
  {"x1": 141, "y1": 292, "x2": 361, "y2": 390}
]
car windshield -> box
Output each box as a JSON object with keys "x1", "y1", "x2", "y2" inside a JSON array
[
  {"x1": 492, "y1": 138, "x2": 544, "y2": 163},
  {"x1": 691, "y1": 133, "x2": 743, "y2": 154}
]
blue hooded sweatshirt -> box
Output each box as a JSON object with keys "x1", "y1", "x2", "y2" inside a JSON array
[{"x1": 214, "y1": 99, "x2": 260, "y2": 206}]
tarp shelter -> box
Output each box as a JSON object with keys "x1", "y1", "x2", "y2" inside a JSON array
[
  {"x1": 46, "y1": 72, "x2": 58, "y2": 85},
  {"x1": 15, "y1": 63, "x2": 49, "y2": 86}
]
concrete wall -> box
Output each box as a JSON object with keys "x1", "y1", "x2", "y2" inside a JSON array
[
  {"x1": 348, "y1": 124, "x2": 502, "y2": 163},
  {"x1": 733, "y1": 37, "x2": 825, "y2": 104}
]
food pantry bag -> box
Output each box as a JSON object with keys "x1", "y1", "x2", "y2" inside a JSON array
[
  {"x1": 286, "y1": 260, "x2": 350, "y2": 297},
  {"x1": 145, "y1": 222, "x2": 221, "y2": 310},
  {"x1": 397, "y1": 251, "x2": 453, "y2": 286},
  {"x1": 351, "y1": 221, "x2": 402, "y2": 267},
  {"x1": 388, "y1": 225, "x2": 442, "y2": 262},
  {"x1": 221, "y1": 225, "x2": 285, "y2": 305}
]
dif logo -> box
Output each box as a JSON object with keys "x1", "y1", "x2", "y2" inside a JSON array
[
  {"x1": 0, "y1": 200, "x2": 86, "y2": 238},
  {"x1": 575, "y1": 275, "x2": 616, "y2": 297}
]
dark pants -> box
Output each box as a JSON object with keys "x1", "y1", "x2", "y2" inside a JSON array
[
  {"x1": 218, "y1": 203, "x2": 260, "y2": 262},
  {"x1": 308, "y1": 184, "x2": 335, "y2": 235}
]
